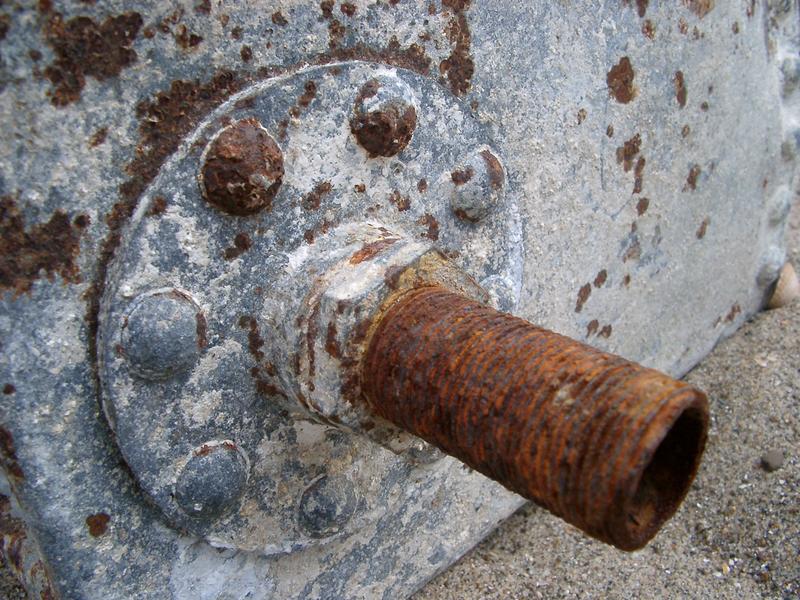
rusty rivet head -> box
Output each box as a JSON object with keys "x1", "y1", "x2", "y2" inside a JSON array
[
  {"x1": 350, "y1": 75, "x2": 417, "y2": 158},
  {"x1": 120, "y1": 289, "x2": 206, "y2": 381},
  {"x1": 298, "y1": 475, "x2": 358, "y2": 538},
  {"x1": 200, "y1": 117, "x2": 284, "y2": 216},
  {"x1": 175, "y1": 441, "x2": 249, "y2": 521},
  {"x1": 449, "y1": 148, "x2": 505, "y2": 223}
]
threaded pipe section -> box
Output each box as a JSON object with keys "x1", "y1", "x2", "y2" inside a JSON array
[{"x1": 362, "y1": 286, "x2": 709, "y2": 550}]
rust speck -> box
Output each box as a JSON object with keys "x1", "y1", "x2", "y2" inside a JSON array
[
  {"x1": 696, "y1": 217, "x2": 710, "y2": 239},
  {"x1": 607, "y1": 56, "x2": 636, "y2": 104},
  {"x1": 451, "y1": 167, "x2": 474, "y2": 185},
  {"x1": 681, "y1": 124, "x2": 691, "y2": 138},
  {"x1": 700, "y1": 101, "x2": 709, "y2": 111},
  {"x1": 146, "y1": 196, "x2": 167, "y2": 217},
  {"x1": 616, "y1": 133, "x2": 642, "y2": 172},
  {"x1": 623, "y1": 274, "x2": 631, "y2": 286},
  {"x1": 636, "y1": 197, "x2": 649, "y2": 216},
  {"x1": 577, "y1": 108, "x2": 587, "y2": 124},
  {"x1": 685, "y1": 164, "x2": 701, "y2": 191},
  {"x1": 606, "y1": 124, "x2": 614, "y2": 138},
  {"x1": 642, "y1": 19, "x2": 655, "y2": 39},
  {"x1": 271, "y1": 11, "x2": 288, "y2": 25},
  {"x1": 389, "y1": 191, "x2": 411, "y2": 212},
  {"x1": 587, "y1": 319, "x2": 599, "y2": 336},
  {"x1": 674, "y1": 71, "x2": 687, "y2": 108},
  {"x1": 354, "y1": 183, "x2": 366, "y2": 193},
  {"x1": 325, "y1": 322, "x2": 342, "y2": 358},
  {"x1": 599, "y1": 324, "x2": 613, "y2": 338},
  {"x1": 350, "y1": 238, "x2": 399, "y2": 265},
  {"x1": 341, "y1": 3, "x2": 357, "y2": 17},
  {"x1": 320, "y1": 1, "x2": 334, "y2": 19},
  {"x1": 633, "y1": 156, "x2": 646, "y2": 194},
  {"x1": 418, "y1": 214, "x2": 439, "y2": 241},
  {"x1": 85, "y1": 513, "x2": 110, "y2": 537},
  {"x1": 89, "y1": 127, "x2": 108, "y2": 148},
  {"x1": 195, "y1": 312, "x2": 208, "y2": 349},
  {"x1": 480, "y1": 150, "x2": 505, "y2": 189},
  {"x1": 43, "y1": 11, "x2": 143, "y2": 106},
  {"x1": 240, "y1": 45, "x2": 252, "y2": 62},
  {"x1": 2, "y1": 384, "x2": 14, "y2": 395},
  {"x1": 417, "y1": 178, "x2": 428, "y2": 193},
  {"x1": 0, "y1": 196, "x2": 89, "y2": 297},
  {"x1": 594, "y1": 270, "x2": 608, "y2": 288},
  {"x1": 724, "y1": 303, "x2": 741, "y2": 323},
  {"x1": 201, "y1": 118, "x2": 284, "y2": 216},
  {"x1": 683, "y1": 0, "x2": 715, "y2": 18},
  {"x1": 575, "y1": 283, "x2": 591, "y2": 313},
  {"x1": 0, "y1": 427, "x2": 24, "y2": 480},
  {"x1": 223, "y1": 232, "x2": 253, "y2": 260},
  {"x1": 301, "y1": 181, "x2": 332, "y2": 211},
  {"x1": 175, "y1": 24, "x2": 203, "y2": 49}
]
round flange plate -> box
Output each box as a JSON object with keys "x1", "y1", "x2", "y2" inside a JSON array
[{"x1": 98, "y1": 61, "x2": 522, "y2": 552}]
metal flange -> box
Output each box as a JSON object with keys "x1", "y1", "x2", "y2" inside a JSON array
[{"x1": 98, "y1": 61, "x2": 522, "y2": 552}]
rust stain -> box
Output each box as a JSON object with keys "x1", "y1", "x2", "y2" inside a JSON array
[
  {"x1": 696, "y1": 217, "x2": 710, "y2": 239},
  {"x1": 616, "y1": 134, "x2": 642, "y2": 172},
  {"x1": 349, "y1": 237, "x2": 399, "y2": 265},
  {"x1": 480, "y1": 150, "x2": 505, "y2": 189},
  {"x1": 587, "y1": 319, "x2": 599, "y2": 336},
  {"x1": 607, "y1": 57, "x2": 636, "y2": 104},
  {"x1": 681, "y1": 124, "x2": 691, "y2": 138},
  {"x1": 2, "y1": 385, "x2": 14, "y2": 395},
  {"x1": 724, "y1": 303, "x2": 741, "y2": 323},
  {"x1": 238, "y1": 315, "x2": 285, "y2": 398},
  {"x1": 594, "y1": 270, "x2": 608, "y2": 288},
  {"x1": 389, "y1": 190, "x2": 411, "y2": 212},
  {"x1": 363, "y1": 287, "x2": 709, "y2": 551},
  {"x1": 325, "y1": 322, "x2": 342, "y2": 359},
  {"x1": 340, "y1": 3, "x2": 357, "y2": 17},
  {"x1": 674, "y1": 71, "x2": 687, "y2": 108},
  {"x1": 195, "y1": 312, "x2": 208, "y2": 349},
  {"x1": 636, "y1": 197, "x2": 649, "y2": 216},
  {"x1": 685, "y1": 164, "x2": 701, "y2": 191},
  {"x1": 42, "y1": 11, "x2": 143, "y2": 106},
  {"x1": 606, "y1": 125, "x2": 615, "y2": 138},
  {"x1": 271, "y1": 11, "x2": 288, "y2": 25},
  {"x1": 575, "y1": 283, "x2": 592, "y2": 313},
  {"x1": 85, "y1": 513, "x2": 110, "y2": 537},
  {"x1": 175, "y1": 24, "x2": 203, "y2": 49},
  {"x1": 89, "y1": 127, "x2": 108, "y2": 148},
  {"x1": 683, "y1": 0, "x2": 714, "y2": 18},
  {"x1": 642, "y1": 19, "x2": 655, "y2": 39},
  {"x1": 146, "y1": 196, "x2": 167, "y2": 217},
  {"x1": 240, "y1": 45, "x2": 253, "y2": 62},
  {"x1": 451, "y1": 167, "x2": 474, "y2": 185},
  {"x1": 301, "y1": 181, "x2": 332, "y2": 211},
  {"x1": 633, "y1": 157, "x2": 646, "y2": 194},
  {"x1": 599, "y1": 324, "x2": 613, "y2": 338},
  {"x1": 417, "y1": 178, "x2": 428, "y2": 193},
  {"x1": 223, "y1": 232, "x2": 253, "y2": 260},
  {"x1": 354, "y1": 183, "x2": 366, "y2": 193},
  {"x1": 440, "y1": 1, "x2": 473, "y2": 96},
  {"x1": 0, "y1": 427, "x2": 24, "y2": 480},
  {"x1": 418, "y1": 213, "x2": 439, "y2": 241},
  {"x1": 0, "y1": 195, "x2": 89, "y2": 297},
  {"x1": 577, "y1": 108, "x2": 587, "y2": 124},
  {"x1": 201, "y1": 118, "x2": 284, "y2": 216}
]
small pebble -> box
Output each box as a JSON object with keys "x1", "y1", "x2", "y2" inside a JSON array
[{"x1": 760, "y1": 450, "x2": 784, "y2": 472}]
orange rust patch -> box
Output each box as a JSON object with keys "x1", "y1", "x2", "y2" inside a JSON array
[
  {"x1": 616, "y1": 134, "x2": 642, "y2": 172},
  {"x1": 594, "y1": 270, "x2": 608, "y2": 288},
  {"x1": 683, "y1": 0, "x2": 714, "y2": 18},
  {"x1": 636, "y1": 197, "x2": 649, "y2": 216},
  {"x1": 440, "y1": 3, "x2": 473, "y2": 96},
  {"x1": 389, "y1": 191, "x2": 411, "y2": 212},
  {"x1": 607, "y1": 57, "x2": 636, "y2": 104},
  {"x1": 349, "y1": 238, "x2": 399, "y2": 265},
  {"x1": 418, "y1": 214, "x2": 439, "y2": 241}
]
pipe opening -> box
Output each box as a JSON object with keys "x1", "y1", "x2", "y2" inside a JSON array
[{"x1": 622, "y1": 402, "x2": 708, "y2": 549}]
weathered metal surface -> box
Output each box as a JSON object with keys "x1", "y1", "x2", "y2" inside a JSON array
[
  {"x1": 363, "y1": 286, "x2": 709, "y2": 551},
  {"x1": 0, "y1": 1, "x2": 798, "y2": 599}
]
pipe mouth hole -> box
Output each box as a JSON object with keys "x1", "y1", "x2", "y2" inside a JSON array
[{"x1": 622, "y1": 402, "x2": 708, "y2": 549}]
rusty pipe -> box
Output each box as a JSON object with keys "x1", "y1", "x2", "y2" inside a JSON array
[{"x1": 361, "y1": 286, "x2": 709, "y2": 551}]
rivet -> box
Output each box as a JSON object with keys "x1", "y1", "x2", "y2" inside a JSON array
[
  {"x1": 120, "y1": 289, "x2": 206, "y2": 380},
  {"x1": 200, "y1": 118, "x2": 284, "y2": 216},
  {"x1": 175, "y1": 441, "x2": 249, "y2": 521},
  {"x1": 297, "y1": 475, "x2": 357, "y2": 537},
  {"x1": 350, "y1": 75, "x2": 417, "y2": 158},
  {"x1": 449, "y1": 148, "x2": 505, "y2": 223}
]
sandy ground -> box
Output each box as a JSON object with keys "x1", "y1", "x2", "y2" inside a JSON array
[{"x1": 2, "y1": 207, "x2": 798, "y2": 599}]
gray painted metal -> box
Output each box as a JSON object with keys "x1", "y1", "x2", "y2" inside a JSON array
[{"x1": 0, "y1": 1, "x2": 798, "y2": 599}]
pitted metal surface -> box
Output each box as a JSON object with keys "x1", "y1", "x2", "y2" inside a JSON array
[{"x1": 1, "y1": 1, "x2": 798, "y2": 599}]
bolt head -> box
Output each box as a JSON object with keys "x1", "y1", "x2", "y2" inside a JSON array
[
  {"x1": 449, "y1": 148, "x2": 505, "y2": 222},
  {"x1": 121, "y1": 289, "x2": 206, "y2": 380},
  {"x1": 298, "y1": 475, "x2": 357, "y2": 538},
  {"x1": 350, "y1": 76, "x2": 417, "y2": 158},
  {"x1": 175, "y1": 442, "x2": 249, "y2": 521},
  {"x1": 201, "y1": 118, "x2": 284, "y2": 216}
]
